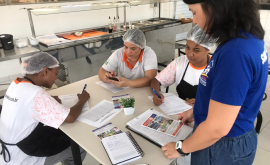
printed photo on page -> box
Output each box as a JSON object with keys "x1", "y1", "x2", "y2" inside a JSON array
[
  {"x1": 92, "y1": 123, "x2": 123, "y2": 139},
  {"x1": 142, "y1": 113, "x2": 183, "y2": 137},
  {"x1": 112, "y1": 94, "x2": 130, "y2": 109}
]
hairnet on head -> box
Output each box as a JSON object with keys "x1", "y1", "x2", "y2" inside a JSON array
[
  {"x1": 123, "y1": 29, "x2": 146, "y2": 49},
  {"x1": 187, "y1": 25, "x2": 217, "y2": 50},
  {"x1": 21, "y1": 52, "x2": 59, "y2": 76}
]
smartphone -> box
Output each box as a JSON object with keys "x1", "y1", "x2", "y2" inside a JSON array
[{"x1": 108, "y1": 77, "x2": 119, "y2": 82}]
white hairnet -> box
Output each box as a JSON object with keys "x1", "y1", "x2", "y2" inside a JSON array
[
  {"x1": 21, "y1": 52, "x2": 59, "y2": 75},
  {"x1": 187, "y1": 25, "x2": 216, "y2": 50},
  {"x1": 123, "y1": 29, "x2": 146, "y2": 49}
]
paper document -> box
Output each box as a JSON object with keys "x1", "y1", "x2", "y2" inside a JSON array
[
  {"x1": 112, "y1": 94, "x2": 130, "y2": 109},
  {"x1": 77, "y1": 100, "x2": 122, "y2": 127},
  {"x1": 142, "y1": 113, "x2": 183, "y2": 137},
  {"x1": 127, "y1": 109, "x2": 193, "y2": 146},
  {"x1": 37, "y1": 33, "x2": 71, "y2": 46},
  {"x1": 149, "y1": 93, "x2": 192, "y2": 115},
  {"x1": 59, "y1": 94, "x2": 89, "y2": 111},
  {"x1": 96, "y1": 81, "x2": 128, "y2": 93},
  {"x1": 102, "y1": 132, "x2": 142, "y2": 165},
  {"x1": 92, "y1": 122, "x2": 123, "y2": 139}
]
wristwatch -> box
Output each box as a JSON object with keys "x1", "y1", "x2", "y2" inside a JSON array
[{"x1": 175, "y1": 140, "x2": 189, "y2": 156}]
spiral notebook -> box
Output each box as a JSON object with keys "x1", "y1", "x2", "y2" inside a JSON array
[{"x1": 101, "y1": 132, "x2": 144, "y2": 165}]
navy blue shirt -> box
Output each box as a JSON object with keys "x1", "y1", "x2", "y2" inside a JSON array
[{"x1": 194, "y1": 33, "x2": 268, "y2": 137}]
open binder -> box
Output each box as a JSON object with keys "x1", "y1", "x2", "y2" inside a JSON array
[
  {"x1": 126, "y1": 109, "x2": 193, "y2": 148},
  {"x1": 101, "y1": 132, "x2": 144, "y2": 165}
]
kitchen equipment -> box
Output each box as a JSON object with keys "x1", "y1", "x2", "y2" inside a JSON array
[
  {"x1": 74, "y1": 32, "x2": 83, "y2": 37},
  {"x1": 14, "y1": 38, "x2": 28, "y2": 48},
  {"x1": 0, "y1": 34, "x2": 14, "y2": 50},
  {"x1": 181, "y1": 18, "x2": 193, "y2": 23},
  {"x1": 28, "y1": 37, "x2": 39, "y2": 46}
]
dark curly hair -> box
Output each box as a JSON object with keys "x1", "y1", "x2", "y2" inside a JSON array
[{"x1": 200, "y1": 0, "x2": 264, "y2": 45}]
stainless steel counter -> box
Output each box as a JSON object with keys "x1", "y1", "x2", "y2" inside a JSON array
[
  {"x1": 39, "y1": 18, "x2": 181, "y2": 52},
  {"x1": 0, "y1": 18, "x2": 184, "y2": 63},
  {"x1": 0, "y1": 45, "x2": 40, "y2": 62}
]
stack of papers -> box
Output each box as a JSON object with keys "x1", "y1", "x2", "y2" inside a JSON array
[
  {"x1": 77, "y1": 100, "x2": 122, "y2": 127},
  {"x1": 149, "y1": 93, "x2": 192, "y2": 115},
  {"x1": 96, "y1": 81, "x2": 128, "y2": 93}
]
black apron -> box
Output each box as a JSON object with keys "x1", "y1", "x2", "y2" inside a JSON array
[
  {"x1": 177, "y1": 63, "x2": 198, "y2": 100},
  {"x1": 0, "y1": 77, "x2": 70, "y2": 163}
]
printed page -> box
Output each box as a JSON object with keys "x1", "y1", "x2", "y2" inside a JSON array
[
  {"x1": 142, "y1": 114, "x2": 183, "y2": 137},
  {"x1": 77, "y1": 100, "x2": 122, "y2": 127},
  {"x1": 93, "y1": 123, "x2": 123, "y2": 139},
  {"x1": 149, "y1": 93, "x2": 192, "y2": 115},
  {"x1": 96, "y1": 81, "x2": 128, "y2": 93},
  {"x1": 112, "y1": 94, "x2": 130, "y2": 109},
  {"x1": 102, "y1": 133, "x2": 140, "y2": 165},
  {"x1": 59, "y1": 94, "x2": 89, "y2": 111},
  {"x1": 127, "y1": 109, "x2": 193, "y2": 146}
]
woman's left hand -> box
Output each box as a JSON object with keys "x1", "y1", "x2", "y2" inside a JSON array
[
  {"x1": 52, "y1": 96, "x2": 62, "y2": 104},
  {"x1": 162, "y1": 142, "x2": 181, "y2": 159},
  {"x1": 109, "y1": 77, "x2": 129, "y2": 87},
  {"x1": 185, "y1": 98, "x2": 195, "y2": 107}
]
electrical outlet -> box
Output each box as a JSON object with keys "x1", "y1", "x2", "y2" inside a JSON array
[{"x1": 150, "y1": 3, "x2": 158, "y2": 8}]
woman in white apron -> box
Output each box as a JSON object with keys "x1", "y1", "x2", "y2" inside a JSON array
[{"x1": 0, "y1": 52, "x2": 90, "y2": 165}]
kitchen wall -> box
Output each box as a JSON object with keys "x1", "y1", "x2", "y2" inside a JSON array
[
  {"x1": 0, "y1": 3, "x2": 269, "y2": 81},
  {"x1": 0, "y1": 1, "x2": 159, "y2": 80},
  {"x1": 260, "y1": 10, "x2": 270, "y2": 47}
]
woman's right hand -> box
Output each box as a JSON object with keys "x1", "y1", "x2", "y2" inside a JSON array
[
  {"x1": 153, "y1": 93, "x2": 164, "y2": 106},
  {"x1": 178, "y1": 108, "x2": 194, "y2": 125},
  {"x1": 77, "y1": 91, "x2": 90, "y2": 104},
  {"x1": 105, "y1": 70, "x2": 117, "y2": 83}
]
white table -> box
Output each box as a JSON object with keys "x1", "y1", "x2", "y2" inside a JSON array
[{"x1": 48, "y1": 75, "x2": 180, "y2": 165}]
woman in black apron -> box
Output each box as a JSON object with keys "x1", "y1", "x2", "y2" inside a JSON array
[
  {"x1": 150, "y1": 25, "x2": 215, "y2": 109},
  {"x1": 0, "y1": 52, "x2": 89, "y2": 164}
]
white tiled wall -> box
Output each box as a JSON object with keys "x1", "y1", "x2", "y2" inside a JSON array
[
  {"x1": 161, "y1": 2, "x2": 175, "y2": 18},
  {"x1": 0, "y1": 2, "x2": 158, "y2": 81},
  {"x1": 260, "y1": 10, "x2": 270, "y2": 64}
]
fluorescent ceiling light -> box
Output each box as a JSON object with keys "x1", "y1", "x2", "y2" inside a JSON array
[
  {"x1": 101, "y1": 3, "x2": 112, "y2": 5},
  {"x1": 32, "y1": 8, "x2": 60, "y2": 12}
]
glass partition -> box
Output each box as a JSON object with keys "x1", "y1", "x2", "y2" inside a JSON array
[{"x1": 27, "y1": 0, "x2": 178, "y2": 16}]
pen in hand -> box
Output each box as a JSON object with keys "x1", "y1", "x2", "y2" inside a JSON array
[
  {"x1": 82, "y1": 84, "x2": 87, "y2": 93},
  {"x1": 152, "y1": 88, "x2": 161, "y2": 99},
  {"x1": 107, "y1": 70, "x2": 118, "y2": 77}
]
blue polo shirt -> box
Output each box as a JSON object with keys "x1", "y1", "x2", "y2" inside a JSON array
[{"x1": 193, "y1": 33, "x2": 268, "y2": 137}]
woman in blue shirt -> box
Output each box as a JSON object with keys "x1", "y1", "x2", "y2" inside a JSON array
[{"x1": 162, "y1": 0, "x2": 268, "y2": 165}]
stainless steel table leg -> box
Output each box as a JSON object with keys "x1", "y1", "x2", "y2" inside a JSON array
[{"x1": 70, "y1": 138, "x2": 82, "y2": 165}]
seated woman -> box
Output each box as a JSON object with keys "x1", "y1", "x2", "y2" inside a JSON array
[
  {"x1": 150, "y1": 25, "x2": 216, "y2": 110},
  {"x1": 98, "y1": 29, "x2": 158, "y2": 88},
  {"x1": 0, "y1": 52, "x2": 90, "y2": 165}
]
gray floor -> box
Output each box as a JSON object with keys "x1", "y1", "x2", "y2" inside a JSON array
[{"x1": 63, "y1": 52, "x2": 111, "y2": 84}]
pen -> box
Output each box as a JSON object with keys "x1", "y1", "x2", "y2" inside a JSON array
[
  {"x1": 107, "y1": 70, "x2": 118, "y2": 76},
  {"x1": 152, "y1": 88, "x2": 161, "y2": 99},
  {"x1": 82, "y1": 84, "x2": 87, "y2": 93}
]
